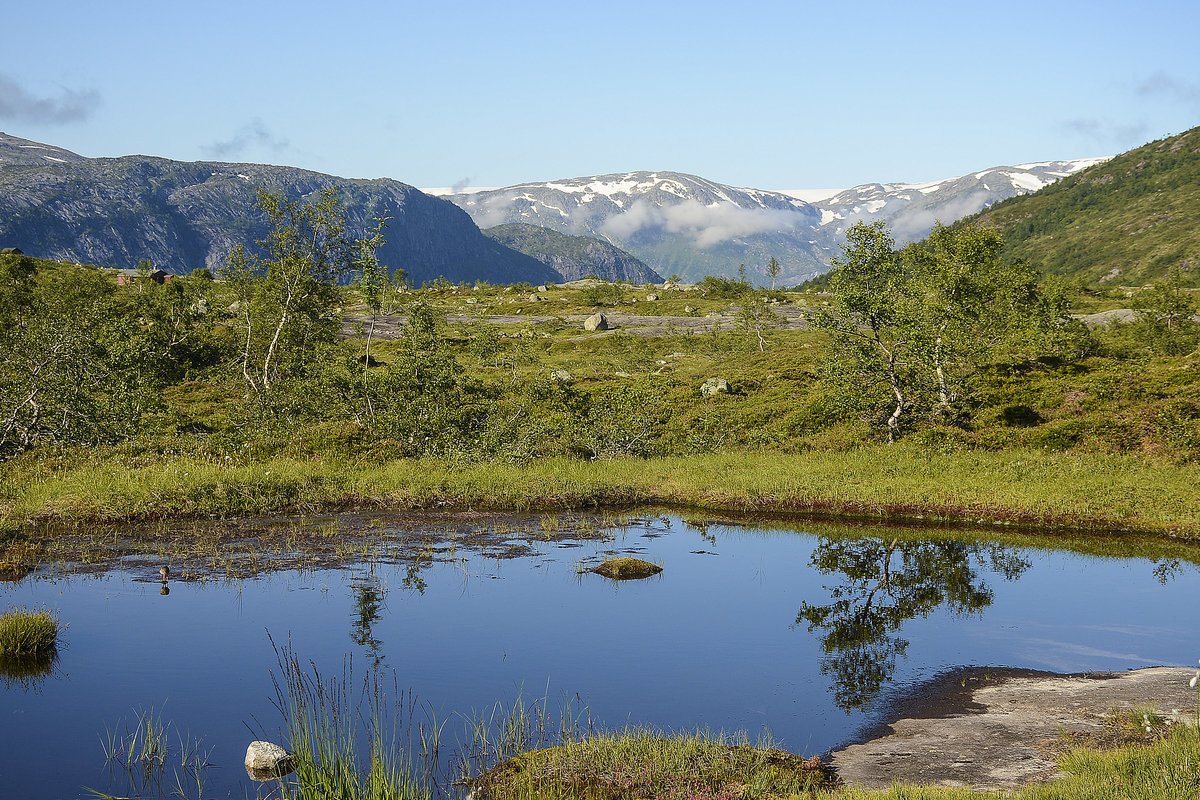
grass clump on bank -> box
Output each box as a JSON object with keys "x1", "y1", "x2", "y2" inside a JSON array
[
  {"x1": 472, "y1": 728, "x2": 834, "y2": 800},
  {"x1": 0, "y1": 607, "x2": 59, "y2": 656},
  {"x1": 6, "y1": 446, "x2": 1200, "y2": 537},
  {"x1": 588, "y1": 556, "x2": 662, "y2": 580}
]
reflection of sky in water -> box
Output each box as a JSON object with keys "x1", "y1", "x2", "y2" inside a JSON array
[{"x1": 2, "y1": 516, "x2": 1199, "y2": 800}]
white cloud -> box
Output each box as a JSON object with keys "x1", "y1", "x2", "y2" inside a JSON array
[{"x1": 602, "y1": 199, "x2": 805, "y2": 248}]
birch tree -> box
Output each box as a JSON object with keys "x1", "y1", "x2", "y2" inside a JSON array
[
  {"x1": 222, "y1": 188, "x2": 352, "y2": 394},
  {"x1": 809, "y1": 221, "x2": 920, "y2": 443}
]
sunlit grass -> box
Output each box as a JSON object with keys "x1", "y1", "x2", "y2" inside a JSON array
[
  {"x1": 6, "y1": 447, "x2": 1199, "y2": 538},
  {"x1": 0, "y1": 607, "x2": 59, "y2": 655},
  {"x1": 270, "y1": 641, "x2": 431, "y2": 800}
]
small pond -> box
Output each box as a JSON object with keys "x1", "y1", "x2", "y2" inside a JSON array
[{"x1": 3, "y1": 511, "x2": 1200, "y2": 799}]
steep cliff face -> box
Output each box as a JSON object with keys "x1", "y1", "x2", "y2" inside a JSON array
[
  {"x1": 0, "y1": 132, "x2": 558, "y2": 285},
  {"x1": 483, "y1": 223, "x2": 662, "y2": 283}
]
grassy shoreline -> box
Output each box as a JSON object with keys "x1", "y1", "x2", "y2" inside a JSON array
[{"x1": 5, "y1": 446, "x2": 1198, "y2": 538}]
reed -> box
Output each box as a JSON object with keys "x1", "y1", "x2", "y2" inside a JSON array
[{"x1": 269, "y1": 639, "x2": 431, "y2": 800}]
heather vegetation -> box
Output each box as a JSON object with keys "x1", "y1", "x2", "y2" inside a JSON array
[
  {"x1": 975, "y1": 126, "x2": 1200, "y2": 286},
  {"x1": 1, "y1": 188, "x2": 1198, "y2": 540}
]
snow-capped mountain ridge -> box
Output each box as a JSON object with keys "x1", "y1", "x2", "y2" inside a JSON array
[{"x1": 442, "y1": 157, "x2": 1110, "y2": 284}]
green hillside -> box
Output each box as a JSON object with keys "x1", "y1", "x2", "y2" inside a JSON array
[{"x1": 973, "y1": 126, "x2": 1200, "y2": 285}]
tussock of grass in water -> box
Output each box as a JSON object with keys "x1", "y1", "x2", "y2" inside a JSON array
[
  {"x1": 0, "y1": 607, "x2": 59, "y2": 655},
  {"x1": 588, "y1": 557, "x2": 662, "y2": 580}
]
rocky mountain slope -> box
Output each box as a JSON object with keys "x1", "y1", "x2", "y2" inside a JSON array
[
  {"x1": 0, "y1": 132, "x2": 558, "y2": 286},
  {"x1": 968, "y1": 127, "x2": 1200, "y2": 285},
  {"x1": 814, "y1": 159, "x2": 1108, "y2": 244},
  {"x1": 443, "y1": 161, "x2": 1104, "y2": 284},
  {"x1": 482, "y1": 223, "x2": 661, "y2": 283}
]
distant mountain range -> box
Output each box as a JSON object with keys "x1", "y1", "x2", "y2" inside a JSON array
[
  {"x1": 438, "y1": 161, "x2": 1105, "y2": 284},
  {"x1": 1, "y1": 131, "x2": 1116, "y2": 287}
]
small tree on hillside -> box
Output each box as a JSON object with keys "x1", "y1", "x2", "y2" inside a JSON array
[
  {"x1": 1131, "y1": 265, "x2": 1199, "y2": 354},
  {"x1": 767, "y1": 256, "x2": 782, "y2": 290},
  {"x1": 809, "y1": 221, "x2": 921, "y2": 443},
  {"x1": 222, "y1": 188, "x2": 353, "y2": 394}
]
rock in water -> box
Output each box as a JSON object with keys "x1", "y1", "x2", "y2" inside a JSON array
[
  {"x1": 245, "y1": 740, "x2": 295, "y2": 779},
  {"x1": 584, "y1": 313, "x2": 609, "y2": 331}
]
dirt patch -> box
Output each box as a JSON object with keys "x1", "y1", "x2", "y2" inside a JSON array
[{"x1": 829, "y1": 666, "x2": 1199, "y2": 791}]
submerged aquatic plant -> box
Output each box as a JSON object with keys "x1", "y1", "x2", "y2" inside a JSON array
[{"x1": 92, "y1": 703, "x2": 212, "y2": 800}]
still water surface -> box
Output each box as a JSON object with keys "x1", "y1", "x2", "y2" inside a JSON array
[{"x1": 2, "y1": 513, "x2": 1199, "y2": 799}]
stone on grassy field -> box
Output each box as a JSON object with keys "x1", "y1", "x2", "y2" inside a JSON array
[
  {"x1": 646, "y1": 293, "x2": 658, "y2": 301},
  {"x1": 584, "y1": 313, "x2": 609, "y2": 331},
  {"x1": 701, "y1": 377, "x2": 730, "y2": 397},
  {"x1": 551, "y1": 369, "x2": 573, "y2": 382}
]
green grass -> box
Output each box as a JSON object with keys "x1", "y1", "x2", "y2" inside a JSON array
[
  {"x1": 5, "y1": 447, "x2": 1199, "y2": 538},
  {"x1": 270, "y1": 642, "x2": 430, "y2": 800},
  {"x1": 0, "y1": 607, "x2": 59, "y2": 655},
  {"x1": 474, "y1": 728, "x2": 834, "y2": 800}
]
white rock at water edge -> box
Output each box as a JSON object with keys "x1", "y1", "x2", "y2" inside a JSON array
[{"x1": 246, "y1": 740, "x2": 294, "y2": 775}]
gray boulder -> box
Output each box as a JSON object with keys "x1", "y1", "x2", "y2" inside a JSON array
[
  {"x1": 701, "y1": 377, "x2": 730, "y2": 397},
  {"x1": 584, "y1": 313, "x2": 609, "y2": 331}
]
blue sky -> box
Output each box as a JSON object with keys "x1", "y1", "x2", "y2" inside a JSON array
[{"x1": 3, "y1": 0, "x2": 1198, "y2": 190}]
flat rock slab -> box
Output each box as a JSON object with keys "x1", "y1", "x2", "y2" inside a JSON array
[{"x1": 830, "y1": 666, "x2": 1197, "y2": 791}]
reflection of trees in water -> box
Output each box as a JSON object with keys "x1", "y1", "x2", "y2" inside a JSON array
[
  {"x1": 351, "y1": 571, "x2": 387, "y2": 666},
  {"x1": 796, "y1": 537, "x2": 1030, "y2": 711}
]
